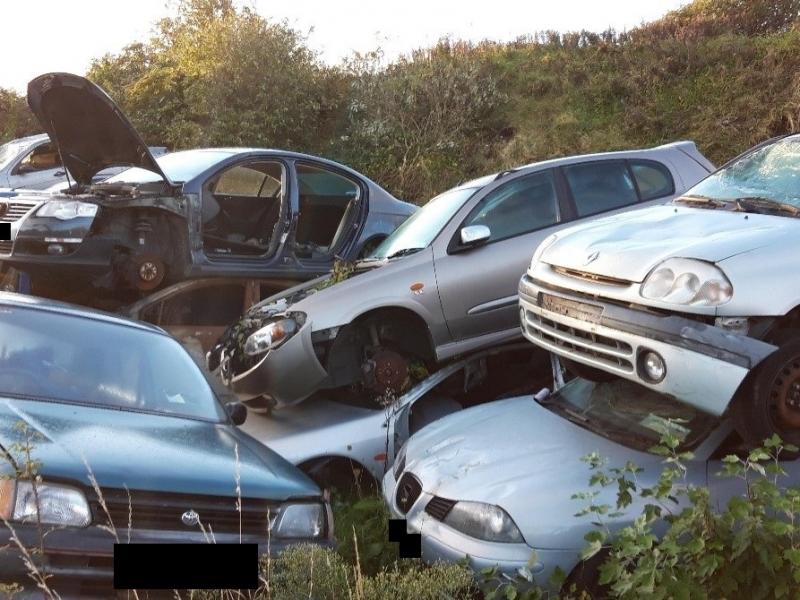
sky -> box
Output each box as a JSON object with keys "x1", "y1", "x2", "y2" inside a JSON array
[{"x1": 2, "y1": 0, "x2": 688, "y2": 92}]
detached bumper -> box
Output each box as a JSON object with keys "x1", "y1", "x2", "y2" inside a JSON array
[
  {"x1": 381, "y1": 471, "x2": 575, "y2": 590},
  {"x1": 229, "y1": 320, "x2": 328, "y2": 406},
  {"x1": 518, "y1": 275, "x2": 777, "y2": 416}
]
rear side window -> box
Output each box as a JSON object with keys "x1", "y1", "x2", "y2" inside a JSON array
[
  {"x1": 563, "y1": 161, "x2": 638, "y2": 217},
  {"x1": 630, "y1": 160, "x2": 674, "y2": 201},
  {"x1": 463, "y1": 170, "x2": 558, "y2": 243}
]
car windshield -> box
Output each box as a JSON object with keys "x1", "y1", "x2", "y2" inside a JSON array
[
  {"x1": 0, "y1": 304, "x2": 226, "y2": 422},
  {"x1": 540, "y1": 378, "x2": 717, "y2": 452},
  {"x1": 681, "y1": 137, "x2": 800, "y2": 210},
  {"x1": 369, "y1": 186, "x2": 480, "y2": 259},
  {"x1": 104, "y1": 149, "x2": 235, "y2": 185},
  {"x1": 0, "y1": 141, "x2": 25, "y2": 171}
]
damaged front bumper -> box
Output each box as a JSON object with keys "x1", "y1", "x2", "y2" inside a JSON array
[
  {"x1": 518, "y1": 274, "x2": 777, "y2": 416},
  {"x1": 0, "y1": 522, "x2": 334, "y2": 589},
  {"x1": 225, "y1": 320, "x2": 329, "y2": 406}
]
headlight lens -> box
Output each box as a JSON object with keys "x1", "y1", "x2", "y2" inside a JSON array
[
  {"x1": 36, "y1": 200, "x2": 98, "y2": 220},
  {"x1": 244, "y1": 318, "x2": 299, "y2": 356},
  {"x1": 443, "y1": 501, "x2": 524, "y2": 543},
  {"x1": 640, "y1": 258, "x2": 732, "y2": 306},
  {"x1": 270, "y1": 502, "x2": 326, "y2": 538},
  {"x1": 0, "y1": 480, "x2": 90, "y2": 527}
]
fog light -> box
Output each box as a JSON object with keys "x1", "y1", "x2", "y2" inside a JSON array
[
  {"x1": 639, "y1": 350, "x2": 666, "y2": 383},
  {"x1": 47, "y1": 244, "x2": 65, "y2": 255}
]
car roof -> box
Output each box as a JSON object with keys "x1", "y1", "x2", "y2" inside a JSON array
[
  {"x1": 454, "y1": 142, "x2": 699, "y2": 190},
  {"x1": 0, "y1": 291, "x2": 165, "y2": 335},
  {"x1": 2, "y1": 133, "x2": 49, "y2": 147}
]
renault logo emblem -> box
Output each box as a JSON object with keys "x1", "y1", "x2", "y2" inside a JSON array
[
  {"x1": 583, "y1": 250, "x2": 600, "y2": 265},
  {"x1": 181, "y1": 510, "x2": 200, "y2": 527}
]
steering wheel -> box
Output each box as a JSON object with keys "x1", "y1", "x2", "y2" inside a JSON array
[{"x1": 0, "y1": 367, "x2": 50, "y2": 397}]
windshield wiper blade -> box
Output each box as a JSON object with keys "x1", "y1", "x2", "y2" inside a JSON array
[
  {"x1": 386, "y1": 247, "x2": 425, "y2": 259},
  {"x1": 674, "y1": 195, "x2": 728, "y2": 209},
  {"x1": 734, "y1": 196, "x2": 800, "y2": 217}
]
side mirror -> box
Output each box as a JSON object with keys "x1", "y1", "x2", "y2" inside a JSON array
[
  {"x1": 459, "y1": 225, "x2": 491, "y2": 248},
  {"x1": 226, "y1": 401, "x2": 248, "y2": 426}
]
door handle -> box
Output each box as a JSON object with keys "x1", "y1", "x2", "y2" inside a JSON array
[{"x1": 54, "y1": 171, "x2": 65, "y2": 177}]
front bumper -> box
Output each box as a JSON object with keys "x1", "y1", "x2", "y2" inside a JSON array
[
  {"x1": 519, "y1": 274, "x2": 777, "y2": 416},
  {"x1": 228, "y1": 320, "x2": 329, "y2": 406},
  {"x1": 0, "y1": 522, "x2": 333, "y2": 590},
  {"x1": 381, "y1": 471, "x2": 576, "y2": 590}
]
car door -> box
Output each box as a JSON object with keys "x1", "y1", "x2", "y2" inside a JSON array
[
  {"x1": 433, "y1": 168, "x2": 569, "y2": 345},
  {"x1": 7, "y1": 141, "x2": 65, "y2": 190}
]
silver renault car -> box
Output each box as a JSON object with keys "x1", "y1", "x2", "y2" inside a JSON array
[{"x1": 209, "y1": 142, "x2": 714, "y2": 408}]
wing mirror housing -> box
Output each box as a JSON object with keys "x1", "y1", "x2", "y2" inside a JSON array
[
  {"x1": 226, "y1": 401, "x2": 248, "y2": 426},
  {"x1": 459, "y1": 225, "x2": 491, "y2": 248}
]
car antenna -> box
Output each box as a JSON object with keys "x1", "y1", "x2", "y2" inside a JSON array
[{"x1": 50, "y1": 119, "x2": 74, "y2": 191}]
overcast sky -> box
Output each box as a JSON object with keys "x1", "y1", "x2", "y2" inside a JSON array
[{"x1": 2, "y1": 0, "x2": 688, "y2": 92}]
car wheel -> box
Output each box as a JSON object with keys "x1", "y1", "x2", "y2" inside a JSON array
[
  {"x1": 733, "y1": 335, "x2": 800, "y2": 450},
  {"x1": 561, "y1": 357, "x2": 619, "y2": 383},
  {"x1": 562, "y1": 551, "x2": 610, "y2": 599}
]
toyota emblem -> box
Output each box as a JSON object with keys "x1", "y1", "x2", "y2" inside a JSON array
[
  {"x1": 181, "y1": 510, "x2": 200, "y2": 527},
  {"x1": 583, "y1": 250, "x2": 600, "y2": 265}
]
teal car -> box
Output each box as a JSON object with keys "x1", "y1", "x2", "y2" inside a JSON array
[{"x1": 0, "y1": 292, "x2": 333, "y2": 597}]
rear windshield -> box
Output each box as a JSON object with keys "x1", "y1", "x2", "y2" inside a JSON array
[{"x1": 0, "y1": 304, "x2": 225, "y2": 422}]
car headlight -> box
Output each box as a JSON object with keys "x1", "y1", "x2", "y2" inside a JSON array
[
  {"x1": 36, "y1": 200, "x2": 98, "y2": 220},
  {"x1": 269, "y1": 502, "x2": 327, "y2": 538},
  {"x1": 243, "y1": 316, "x2": 301, "y2": 357},
  {"x1": 0, "y1": 479, "x2": 90, "y2": 527},
  {"x1": 443, "y1": 501, "x2": 524, "y2": 543},
  {"x1": 640, "y1": 258, "x2": 732, "y2": 306},
  {"x1": 530, "y1": 233, "x2": 558, "y2": 268}
]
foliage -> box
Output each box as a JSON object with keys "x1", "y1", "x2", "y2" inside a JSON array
[
  {"x1": 0, "y1": 88, "x2": 38, "y2": 142},
  {"x1": 5, "y1": 0, "x2": 800, "y2": 203},
  {"x1": 332, "y1": 494, "x2": 398, "y2": 575}
]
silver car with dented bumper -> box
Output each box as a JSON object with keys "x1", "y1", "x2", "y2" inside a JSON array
[
  {"x1": 520, "y1": 134, "x2": 800, "y2": 447},
  {"x1": 210, "y1": 142, "x2": 713, "y2": 407},
  {"x1": 383, "y1": 376, "x2": 800, "y2": 590}
]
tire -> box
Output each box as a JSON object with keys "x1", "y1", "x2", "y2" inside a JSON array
[
  {"x1": 561, "y1": 357, "x2": 619, "y2": 383},
  {"x1": 561, "y1": 551, "x2": 610, "y2": 599},
  {"x1": 732, "y1": 334, "x2": 800, "y2": 451}
]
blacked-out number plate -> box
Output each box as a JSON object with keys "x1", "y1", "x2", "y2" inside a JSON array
[{"x1": 539, "y1": 293, "x2": 603, "y2": 324}]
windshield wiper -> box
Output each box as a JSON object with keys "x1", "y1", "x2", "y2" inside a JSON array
[
  {"x1": 386, "y1": 247, "x2": 425, "y2": 259},
  {"x1": 733, "y1": 196, "x2": 800, "y2": 218},
  {"x1": 673, "y1": 195, "x2": 728, "y2": 209}
]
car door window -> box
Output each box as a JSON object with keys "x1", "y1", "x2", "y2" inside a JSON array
[
  {"x1": 203, "y1": 160, "x2": 284, "y2": 257},
  {"x1": 295, "y1": 164, "x2": 361, "y2": 257},
  {"x1": 14, "y1": 143, "x2": 62, "y2": 174},
  {"x1": 462, "y1": 170, "x2": 558, "y2": 243},
  {"x1": 563, "y1": 160, "x2": 638, "y2": 217},
  {"x1": 630, "y1": 160, "x2": 675, "y2": 201}
]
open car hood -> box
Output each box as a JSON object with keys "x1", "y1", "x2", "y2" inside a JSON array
[{"x1": 27, "y1": 72, "x2": 173, "y2": 187}]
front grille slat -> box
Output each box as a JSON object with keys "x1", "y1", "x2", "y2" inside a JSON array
[
  {"x1": 0, "y1": 202, "x2": 37, "y2": 223},
  {"x1": 89, "y1": 488, "x2": 276, "y2": 537},
  {"x1": 424, "y1": 496, "x2": 456, "y2": 521},
  {"x1": 524, "y1": 310, "x2": 634, "y2": 373},
  {"x1": 552, "y1": 266, "x2": 631, "y2": 287}
]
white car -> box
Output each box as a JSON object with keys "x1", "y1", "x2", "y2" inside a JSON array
[{"x1": 520, "y1": 134, "x2": 800, "y2": 447}]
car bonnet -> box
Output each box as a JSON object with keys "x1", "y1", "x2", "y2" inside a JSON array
[
  {"x1": 0, "y1": 397, "x2": 320, "y2": 500},
  {"x1": 400, "y1": 395, "x2": 664, "y2": 547},
  {"x1": 27, "y1": 73, "x2": 173, "y2": 187}
]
